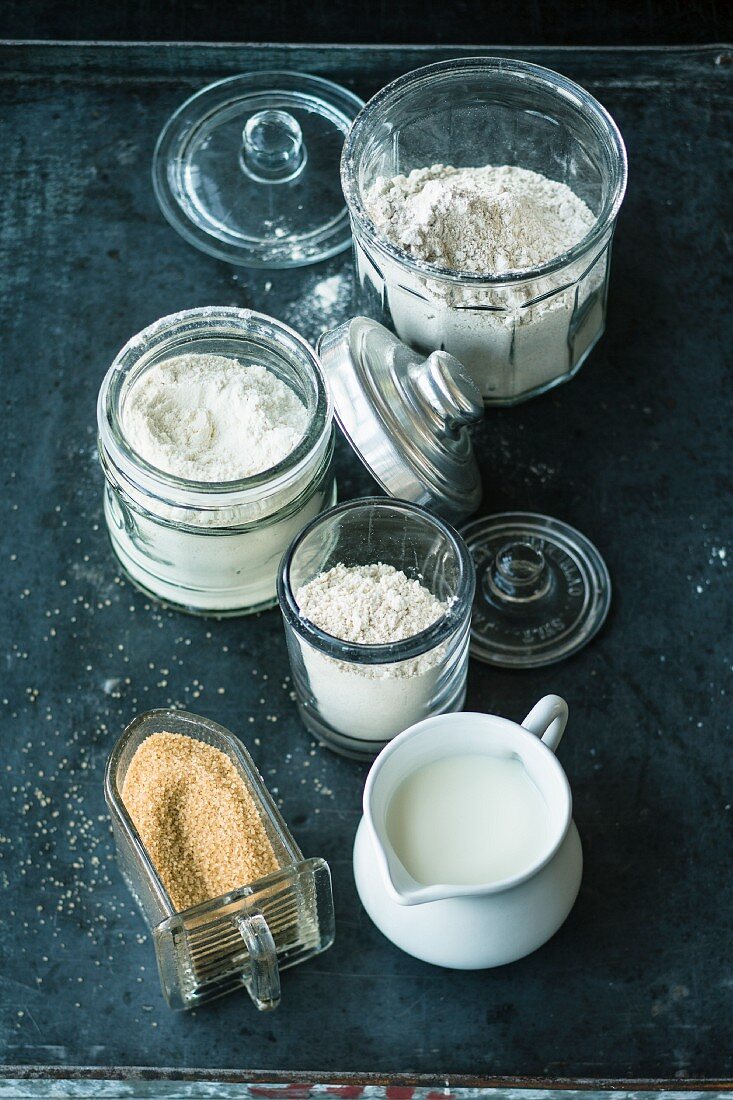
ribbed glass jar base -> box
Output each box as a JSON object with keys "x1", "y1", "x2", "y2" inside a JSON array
[{"x1": 104, "y1": 466, "x2": 336, "y2": 617}]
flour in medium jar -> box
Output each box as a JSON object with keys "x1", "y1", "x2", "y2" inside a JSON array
[
  {"x1": 294, "y1": 563, "x2": 456, "y2": 742},
  {"x1": 296, "y1": 562, "x2": 448, "y2": 655},
  {"x1": 122, "y1": 352, "x2": 308, "y2": 481},
  {"x1": 363, "y1": 164, "x2": 604, "y2": 402},
  {"x1": 107, "y1": 350, "x2": 331, "y2": 614}
]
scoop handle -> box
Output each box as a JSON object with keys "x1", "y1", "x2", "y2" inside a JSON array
[
  {"x1": 521, "y1": 695, "x2": 569, "y2": 753},
  {"x1": 236, "y1": 911, "x2": 281, "y2": 1012}
]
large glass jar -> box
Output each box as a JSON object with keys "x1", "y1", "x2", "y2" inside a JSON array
[
  {"x1": 341, "y1": 57, "x2": 627, "y2": 405},
  {"x1": 277, "y1": 498, "x2": 475, "y2": 760},
  {"x1": 97, "y1": 308, "x2": 335, "y2": 616}
]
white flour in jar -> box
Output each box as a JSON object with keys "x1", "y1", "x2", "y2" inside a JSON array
[
  {"x1": 294, "y1": 563, "x2": 453, "y2": 743},
  {"x1": 108, "y1": 352, "x2": 332, "y2": 614},
  {"x1": 363, "y1": 164, "x2": 606, "y2": 402},
  {"x1": 123, "y1": 353, "x2": 308, "y2": 481}
]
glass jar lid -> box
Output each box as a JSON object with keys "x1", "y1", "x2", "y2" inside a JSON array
[
  {"x1": 318, "y1": 317, "x2": 483, "y2": 522},
  {"x1": 461, "y1": 512, "x2": 611, "y2": 667},
  {"x1": 152, "y1": 72, "x2": 364, "y2": 269}
]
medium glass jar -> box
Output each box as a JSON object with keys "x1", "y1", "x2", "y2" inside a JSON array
[
  {"x1": 341, "y1": 57, "x2": 627, "y2": 405},
  {"x1": 277, "y1": 498, "x2": 475, "y2": 760},
  {"x1": 97, "y1": 308, "x2": 335, "y2": 615}
]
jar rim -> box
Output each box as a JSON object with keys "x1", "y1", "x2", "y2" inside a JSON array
[
  {"x1": 277, "y1": 496, "x2": 476, "y2": 665},
  {"x1": 341, "y1": 56, "x2": 628, "y2": 287},
  {"x1": 97, "y1": 307, "x2": 333, "y2": 510}
]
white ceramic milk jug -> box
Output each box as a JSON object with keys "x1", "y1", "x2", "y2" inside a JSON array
[{"x1": 352, "y1": 695, "x2": 582, "y2": 969}]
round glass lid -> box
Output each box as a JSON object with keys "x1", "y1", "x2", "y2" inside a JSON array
[
  {"x1": 152, "y1": 71, "x2": 364, "y2": 269},
  {"x1": 461, "y1": 512, "x2": 611, "y2": 668}
]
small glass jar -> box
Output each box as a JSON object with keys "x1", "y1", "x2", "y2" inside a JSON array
[
  {"x1": 341, "y1": 57, "x2": 627, "y2": 405},
  {"x1": 277, "y1": 498, "x2": 476, "y2": 760},
  {"x1": 97, "y1": 308, "x2": 335, "y2": 615},
  {"x1": 105, "y1": 708, "x2": 335, "y2": 1011}
]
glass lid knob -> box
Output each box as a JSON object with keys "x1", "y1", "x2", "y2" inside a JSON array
[
  {"x1": 487, "y1": 540, "x2": 553, "y2": 603},
  {"x1": 240, "y1": 109, "x2": 307, "y2": 183},
  {"x1": 461, "y1": 512, "x2": 611, "y2": 668}
]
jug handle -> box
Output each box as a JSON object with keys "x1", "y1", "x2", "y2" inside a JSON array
[
  {"x1": 521, "y1": 695, "x2": 568, "y2": 753},
  {"x1": 235, "y1": 910, "x2": 281, "y2": 1012}
]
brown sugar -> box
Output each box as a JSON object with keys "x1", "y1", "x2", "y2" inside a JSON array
[{"x1": 121, "y1": 731, "x2": 280, "y2": 911}]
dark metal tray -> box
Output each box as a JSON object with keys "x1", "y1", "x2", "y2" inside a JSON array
[{"x1": 0, "y1": 41, "x2": 731, "y2": 1089}]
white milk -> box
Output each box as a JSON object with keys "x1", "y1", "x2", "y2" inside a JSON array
[{"x1": 386, "y1": 753, "x2": 551, "y2": 886}]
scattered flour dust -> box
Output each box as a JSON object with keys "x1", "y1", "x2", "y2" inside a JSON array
[
  {"x1": 123, "y1": 352, "x2": 307, "y2": 482},
  {"x1": 285, "y1": 269, "x2": 353, "y2": 345},
  {"x1": 294, "y1": 563, "x2": 457, "y2": 744},
  {"x1": 361, "y1": 163, "x2": 605, "y2": 402}
]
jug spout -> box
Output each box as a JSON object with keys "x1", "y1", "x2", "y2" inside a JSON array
[
  {"x1": 364, "y1": 815, "x2": 417, "y2": 906},
  {"x1": 383, "y1": 855, "x2": 424, "y2": 907},
  {"x1": 366, "y1": 816, "x2": 469, "y2": 906},
  {"x1": 362, "y1": 719, "x2": 488, "y2": 907}
]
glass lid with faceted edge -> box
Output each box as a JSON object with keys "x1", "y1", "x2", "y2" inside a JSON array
[
  {"x1": 461, "y1": 512, "x2": 611, "y2": 667},
  {"x1": 317, "y1": 317, "x2": 484, "y2": 522},
  {"x1": 152, "y1": 72, "x2": 364, "y2": 269}
]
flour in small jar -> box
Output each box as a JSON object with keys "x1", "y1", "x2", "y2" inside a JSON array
[
  {"x1": 294, "y1": 563, "x2": 461, "y2": 744},
  {"x1": 296, "y1": 562, "x2": 447, "y2": 662},
  {"x1": 123, "y1": 352, "x2": 308, "y2": 481},
  {"x1": 362, "y1": 164, "x2": 606, "y2": 402}
]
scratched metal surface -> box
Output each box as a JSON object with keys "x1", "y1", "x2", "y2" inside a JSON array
[
  {"x1": 0, "y1": 1090, "x2": 731, "y2": 1100},
  {"x1": 4, "y1": 1086, "x2": 730, "y2": 1095},
  {"x1": 0, "y1": 43, "x2": 731, "y2": 1086}
]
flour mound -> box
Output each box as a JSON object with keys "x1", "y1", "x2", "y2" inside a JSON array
[
  {"x1": 295, "y1": 562, "x2": 452, "y2": 683},
  {"x1": 296, "y1": 562, "x2": 447, "y2": 645},
  {"x1": 366, "y1": 164, "x2": 596, "y2": 274},
  {"x1": 123, "y1": 352, "x2": 308, "y2": 482}
]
